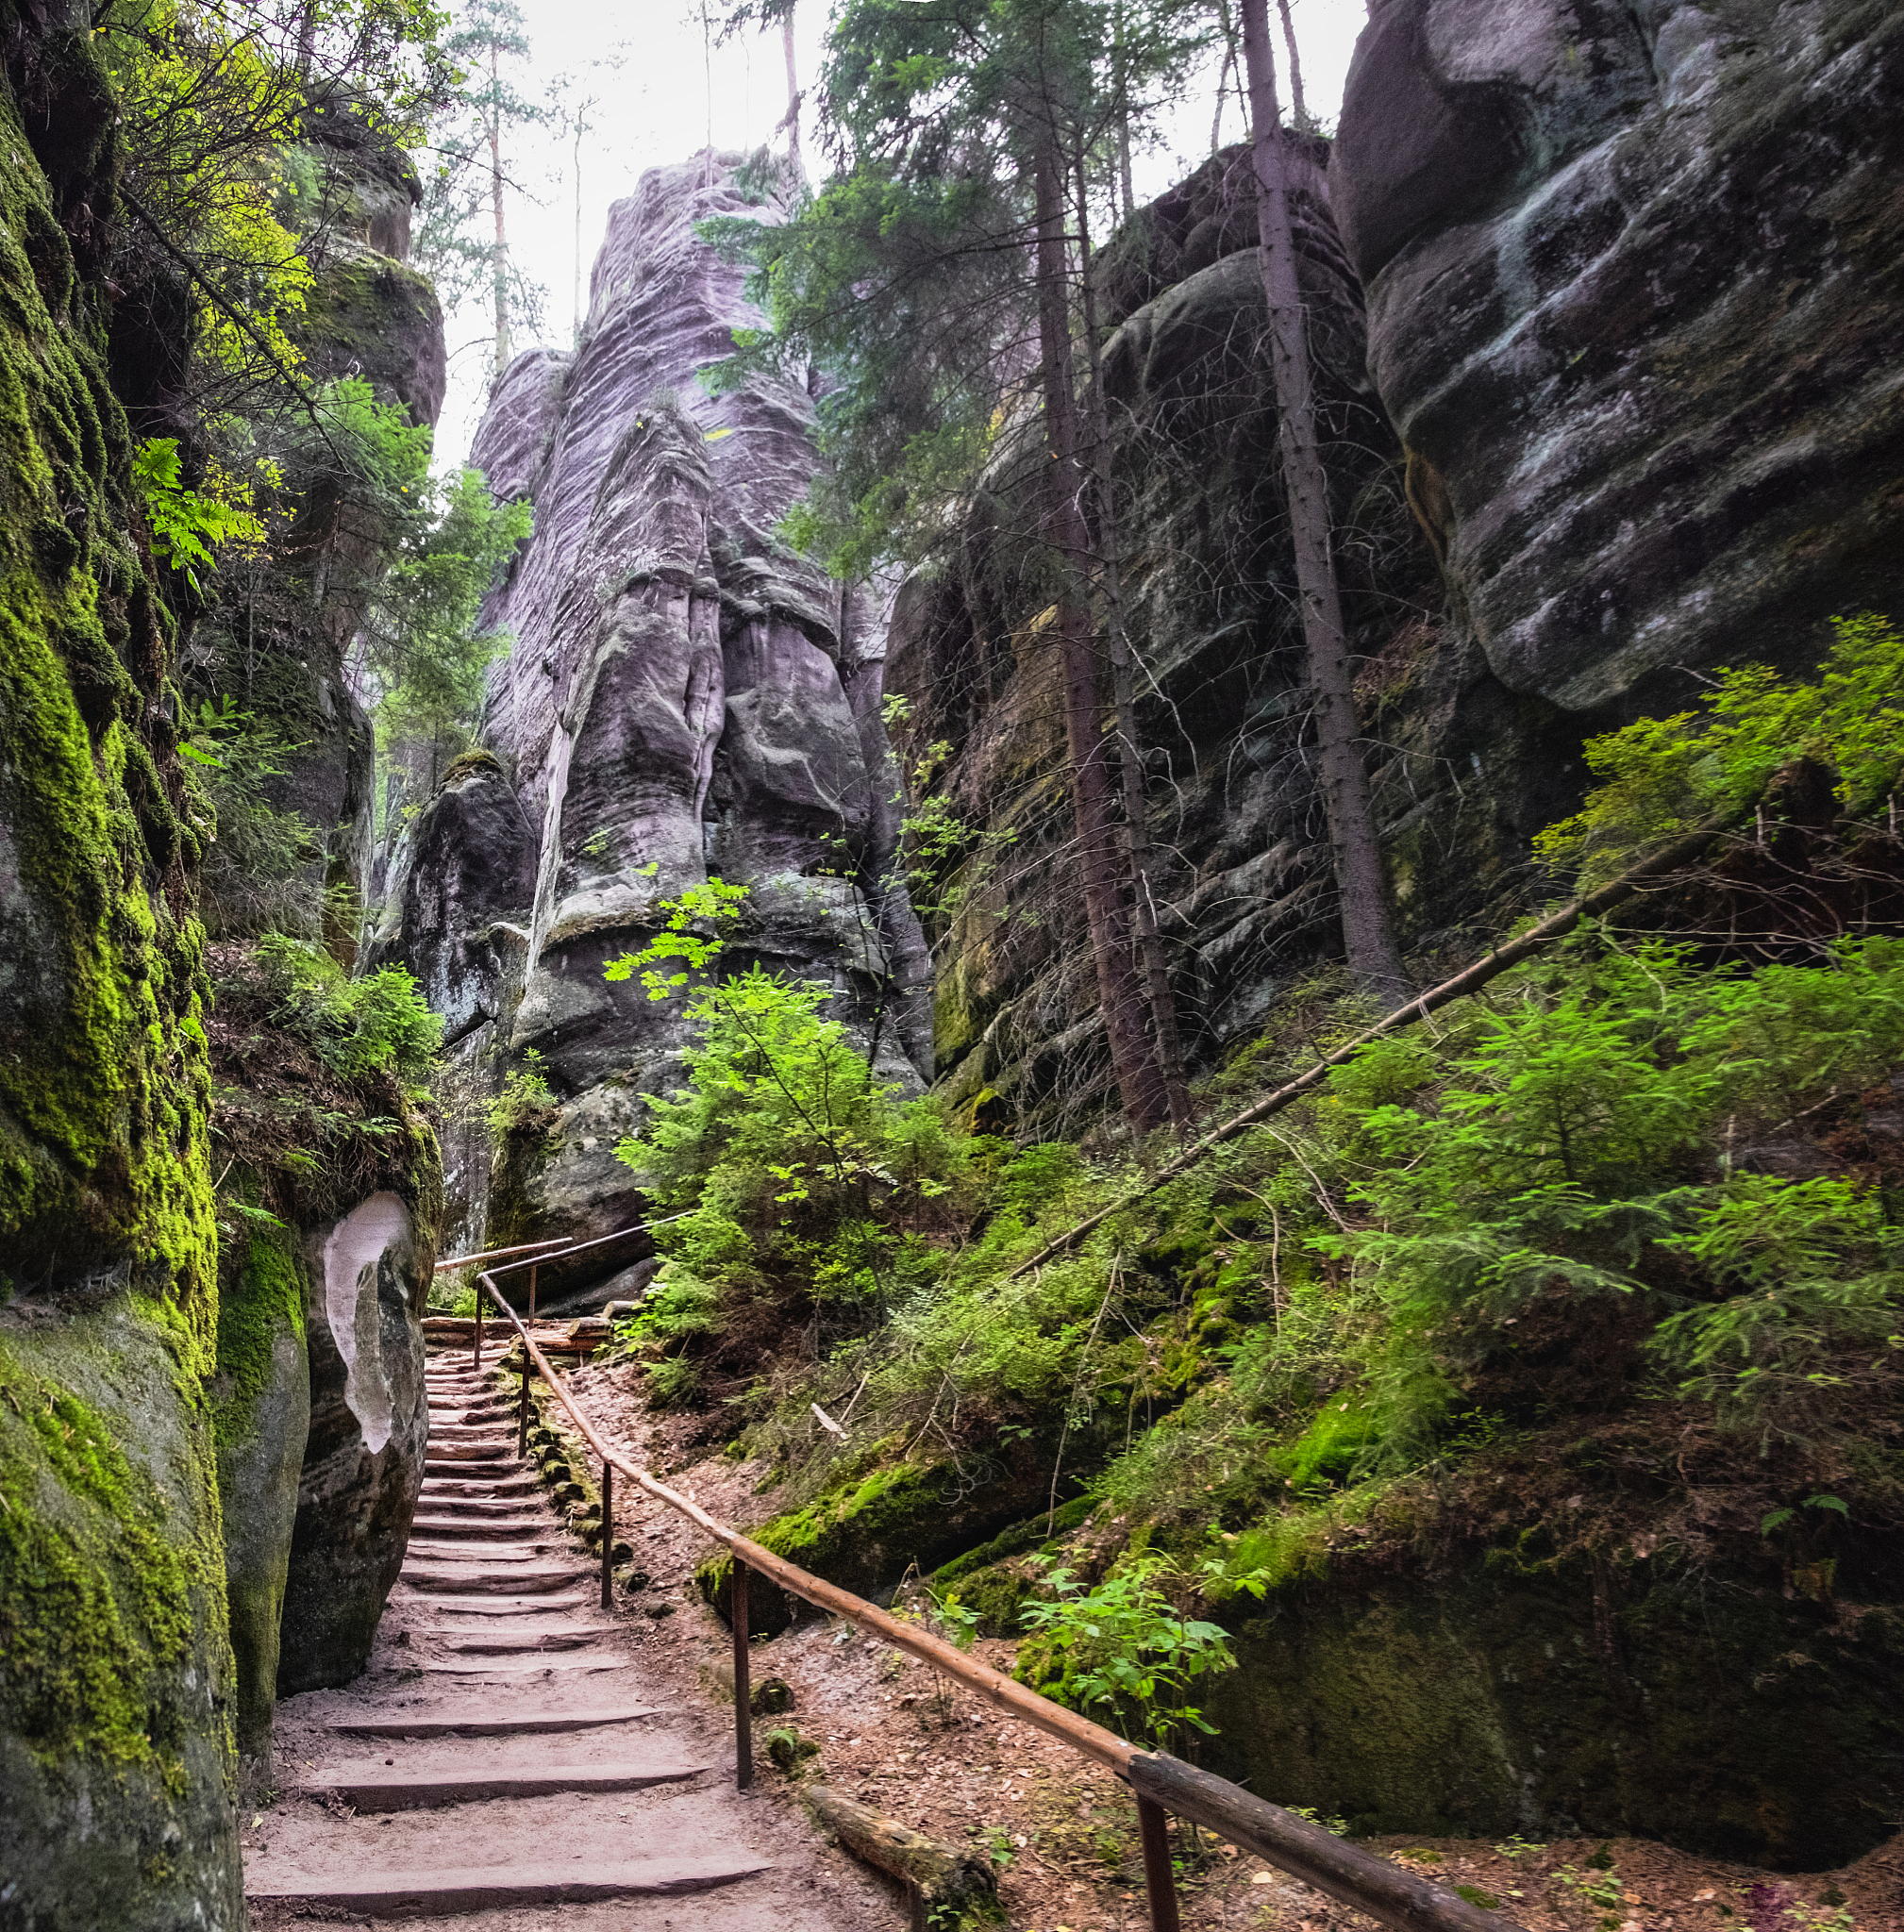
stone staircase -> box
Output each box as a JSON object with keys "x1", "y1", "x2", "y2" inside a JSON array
[{"x1": 243, "y1": 1343, "x2": 879, "y2": 1926}]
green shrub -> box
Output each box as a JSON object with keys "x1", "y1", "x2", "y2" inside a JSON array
[
  {"x1": 1015, "y1": 1552, "x2": 1236, "y2": 1752},
  {"x1": 255, "y1": 934, "x2": 443, "y2": 1085},
  {"x1": 1535, "y1": 610, "x2": 1904, "y2": 885},
  {"x1": 606, "y1": 887, "x2": 976, "y2": 1378}
]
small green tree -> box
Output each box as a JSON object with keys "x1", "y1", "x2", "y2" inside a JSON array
[{"x1": 604, "y1": 884, "x2": 971, "y2": 1391}]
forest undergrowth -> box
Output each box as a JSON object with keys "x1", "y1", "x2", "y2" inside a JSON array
[{"x1": 607, "y1": 615, "x2": 1904, "y2": 1748}]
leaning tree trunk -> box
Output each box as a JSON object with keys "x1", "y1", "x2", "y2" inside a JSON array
[
  {"x1": 1073, "y1": 151, "x2": 1192, "y2": 1129},
  {"x1": 1238, "y1": 0, "x2": 1409, "y2": 1005},
  {"x1": 1033, "y1": 133, "x2": 1170, "y2": 1134}
]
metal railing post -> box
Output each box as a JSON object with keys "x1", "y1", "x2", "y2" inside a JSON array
[
  {"x1": 518, "y1": 1348, "x2": 531, "y2": 1457},
  {"x1": 1136, "y1": 1793, "x2": 1180, "y2": 1932},
  {"x1": 731, "y1": 1564, "x2": 753, "y2": 1790},
  {"x1": 600, "y1": 1459, "x2": 614, "y2": 1611}
]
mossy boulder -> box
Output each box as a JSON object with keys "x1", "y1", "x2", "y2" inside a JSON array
[
  {"x1": 1204, "y1": 1558, "x2": 1904, "y2": 1873},
  {"x1": 701, "y1": 1457, "x2": 1058, "y2": 1636},
  {"x1": 0, "y1": 1307, "x2": 242, "y2": 1931},
  {"x1": 211, "y1": 1216, "x2": 310, "y2": 1784}
]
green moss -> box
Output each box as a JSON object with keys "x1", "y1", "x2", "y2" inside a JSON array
[
  {"x1": 437, "y1": 746, "x2": 504, "y2": 789},
  {"x1": 0, "y1": 1336, "x2": 223, "y2": 1778},
  {"x1": 0, "y1": 80, "x2": 216, "y2": 1363},
  {"x1": 211, "y1": 1213, "x2": 306, "y2": 1452},
  {"x1": 929, "y1": 1493, "x2": 1094, "y2": 1590},
  {"x1": 0, "y1": 61, "x2": 235, "y2": 1924}
]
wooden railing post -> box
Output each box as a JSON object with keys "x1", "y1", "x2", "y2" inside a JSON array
[
  {"x1": 518, "y1": 1347, "x2": 531, "y2": 1457},
  {"x1": 472, "y1": 1286, "x2": 482, "y2": 1372},
  {"x1": 528, "y1": 1262, "x2": 538, "y2": 1322},
  {"x1": 731, "y1": 1564, "x2": 753, "y2": 1790},
  {"x1": 600, "y1": 1460, "x2": 614, "y2": 1611},
  {"x1": 1136, "y1": 1793, "x2": 1180, "y2": 1932}
]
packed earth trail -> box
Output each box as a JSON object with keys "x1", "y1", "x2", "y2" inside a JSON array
[{"x1": 243, "y1": 1342, "x2": 903, "y2": 1931}]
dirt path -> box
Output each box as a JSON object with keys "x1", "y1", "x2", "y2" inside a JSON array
[{"x1": 243, "y1": 1342, "x2": 905, "y2": 1931}]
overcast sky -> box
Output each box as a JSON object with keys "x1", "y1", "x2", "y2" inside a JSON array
[{"x1": 426, "y1": 0, "x2": 1373, "y2": 473}]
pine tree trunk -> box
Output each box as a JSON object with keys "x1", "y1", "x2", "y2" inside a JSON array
[
  {"x1": 781, "y1": 7, "x2": 803, "y2": 177},
  {"x1": 1276, "y1": 0, "x2": 1309, "y2": 130},
  {"x1": 490, "y1": 44, "x2": 509, "y2": 375},
  {"x1": 1073, "y1": 155, "x2": 1191, "y2": 1129},
  {"x1": 1033, "y1": 135, "x2": 1169, "y2": 1134},
  {"x1": 1237, "y1": 0, "x2": 1409, "y2": 1005}
]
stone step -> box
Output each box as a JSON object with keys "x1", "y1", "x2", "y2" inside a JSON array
[
  {"x1": 430, "y1": 1624, "x2": 619, "y2": 1653},
  {"x1": 329, "y1": 1706, "x2": 666, "y2": 1739},
  {"x1": 402, "y1": 1565, "x2": 583, "y2": 1594},
  {"x1": 412, "y1": 1488, "x2": 540, "y2": 1507},
  {"x1": 299, "y1": 1757, "x2": 706, "y2": 1810},
  {"x1": 406, "y1": 1541, "x2": 560, "y2": 1565},
  {"x1": 409, "y1": 1515, "x2": 548, "y2": 1539},
  {"x1": 420, "y1": 1474, "x2": 538, "y2": 1496},
  {"x1": 405, "y1": 1654, "x2": 632, "y2": 1676},
  {"x1": 425, "y1": 1441, "x2": 511, "y2": 1463},
  {"x1": 245, "y1": 1854, "x2": 764, "y2": 1914},
  {"x1": 388, "y1": 1589, "x2": 598, "y2": 1616}
]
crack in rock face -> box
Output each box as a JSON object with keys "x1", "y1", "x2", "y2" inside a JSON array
[{"x1": 1331, "y1": 0, "x2": 1904, "y2": 709}]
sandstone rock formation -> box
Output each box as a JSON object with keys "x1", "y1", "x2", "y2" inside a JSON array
[
  {"x1": 1330, "y1": 0, "x2": 1904, "y2": 710},
  {"x1": 178, "y1": 111, "x2": 446, "y2": 951},
  {"x1": 376, "y1": 155, "x2": 928, "y2": 1278},
  {"x1": 885, "y1": 140, "x2": 1539, "y2": 1121},
  {"x1": 276, "y1": 1192, "x2": 431, "y2": 1690},
  {"x1": 0, "y1": 17, "x2": 242, "y2": 1925}
]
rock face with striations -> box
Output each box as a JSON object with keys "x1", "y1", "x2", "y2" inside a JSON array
[
  {"x1": 1329, "y1": 0, "x2": 1904, "y2": 710},
  {"x1": 375, "y1": 155, "x2": 928, "y2": 1278},
  {"x1": 0, "y1": 14, "x2": 242, "y2": 1925},
  {"x1": 886, "y1": 139, "x2": 1560, "y2": 1119}
]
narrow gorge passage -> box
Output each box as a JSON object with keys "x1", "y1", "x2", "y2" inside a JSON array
[{"x1": 244, "y1": 1343, "x2": 902, "y2": 1930}]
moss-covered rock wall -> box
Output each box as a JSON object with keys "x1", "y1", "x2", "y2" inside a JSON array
[
  {"x1": 0, "y1": 12, "x2": 240, "y2": 1924},
  {"x1": 1205, "y1": 1561, "x2": 1904, "y2": 1871}
]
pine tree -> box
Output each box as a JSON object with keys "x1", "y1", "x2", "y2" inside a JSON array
[
  {"x1": 1238, "y1": 0, "x2": 1409, "y2": 1005},
  {"x1": 705, "y1": 0, "x2": 1203, "y2": 1133},
  {"x1": 415, "y1": 0, "x2": 548, "y2": 378}
]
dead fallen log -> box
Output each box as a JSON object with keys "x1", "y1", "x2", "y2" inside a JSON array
[{"x1": 803, "y1": 1786, "x2": 1000, "y2": 1931}]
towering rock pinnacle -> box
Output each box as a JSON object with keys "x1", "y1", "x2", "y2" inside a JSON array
[{"x1": 375, "y1": 154, "x2": 928, "y2": 1270}]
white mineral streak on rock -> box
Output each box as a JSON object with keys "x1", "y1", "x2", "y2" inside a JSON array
[{"x1": 321, "y1": 1192, "x2": 412, "y2": 1455}]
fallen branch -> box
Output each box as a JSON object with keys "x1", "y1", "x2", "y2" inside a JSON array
[
  {"x1": 803, "y1": 1786, "x2": 1000, "y2": 1931},
  {"x1": 1007, "y1": 819, "x2": 1739, "y2": 1278}
]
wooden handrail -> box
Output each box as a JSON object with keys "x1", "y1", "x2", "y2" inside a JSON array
[
  {"x1": 432, "y1": 1237, "x2": 573, "y2": 1274},
  {"x1": 462, "y1": 1255, "x2": 1528, "y2": 1932}
]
